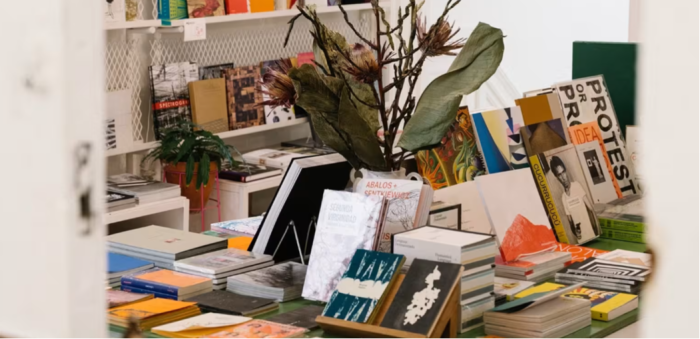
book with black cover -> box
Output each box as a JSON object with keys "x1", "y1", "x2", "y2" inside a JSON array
[
  {"x1": 184, "y1": 290, "x2": 277, "y2": 316},
  {"x1": 219, "y1": 162, "x2": 282, "y2": 183},
  {"x1": 265, "y1": 305, "x2": 324, "y2": 329},
  {"x1": 380, "y1": 259, "x2": 462, "y2": 335}
]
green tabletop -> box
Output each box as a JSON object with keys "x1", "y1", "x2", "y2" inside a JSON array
[{"x1": 110, "y1": 238, "x2": 645, "y2": 338}]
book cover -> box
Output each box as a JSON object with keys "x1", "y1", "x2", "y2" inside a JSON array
[
  {"x1": 569, "y1": 121, "x2": 623, "y2": 199},
  {"x1": 495, "y1": 251, "x2": 570, "y2": 271},
  {"x1": 224, "y1": 66, "x2": 265, "y2": 130},
  {"x1": 471, "y1": 106, "x2": 527, "y2": 174},
  {"x1": 515, "y1": 92, "x2": 566, "y2": 126},
  {"x1": 108, "y1": 252, "x2": 154, "y2": 275},
  {"x1": 185, "y1": 291, "x2": 277, "y2": 316},
  {"x1": 519, "y1": 118, "x2": 569, "y2": 158},
  {"x1": 108, "y1": 225, "x2": 228, "y2": 260},
  {"x1": 260, "y1": 59, "x2": 296, "y2": 124},
  {"x1": 303, "y1": 190, "x2": 384, "y2": 302},
  {"x1": 554, "y1": 75, "x2": 641, "y2": 195},
  {"x1": 415, "y1": 106, "x2": 485, "y2": 189},
  {"x1": 187, "y1": 0, "x2": 225, "y2": 17},
  {"x1": 228, "y1": 262, "x2": 307, "y2": 292},
  {"x1": 596, "y1": 249, "x2": 650, "y2": 267},
  {"x1": 530, "y1": 144, "x2": 601, "y2": 245},
  {"x1": 554, "y1": 242, "x2": 609, "y2": 265},
  {"x1": 204, "y1": 320, "x2": 306, "y2": 338},
  {"x1": 249, "y1": 0, "x2": 274, "y2": 13},
  {"x1": 379, "y1": 259, "x2": 462, "y2": 335},
  {"x1": 431, "y1": 182, "x2": 491, "y2": 233},
  {"x1": 107, "y1": 290, "x2": 153, "y2": 308},
  {"x1": 211, "y1": 216, "x2": 263, "y2": 236},
  {"x1": 355, "y1": 179, "x2": 425, "y2": 252},
  {"x1": 512, "y1": 282, "x2": 566, "y2": 300},
  {"x1": 200, "y1": 63, "x2": 235, "y2": 80},
  {"x1": 322, "y1": 250, "x2": 405, "y2": 323},
  {"x1": 601, "y1": 229, "x2": 645, "y2": 243},
  {"x1": 149, "y1": 62, "x2": 198, "y2": 139},
  {"x1": 475, "y1": 168, "x2": 557, "y2": 261},
  {"x1": 219, "y1": 163, "x2": 282, "y2": 182},
  {"x1": 494, "y1": 278, "x2": 535, "y2": 301},
  {"x1": 174, "y1": 248, "x2": 272, "y2": 275},
  {"x1": 189, "y1": 78, "x2": 230, "y2": 133},
  {"x1": 152, "y1": 313, "x2": 251, "y2": 338},
  {"x1": 574, "y1": 141, "x2": 619, "y2": 204},
  {"x1": 562, "y1": 287, "x2": 638, "y2": 321},
  {"x1": 567, "y1": 258, "x2": 650, "y2": 280},
  {"x1": 125, "y1": 0, "x2": 138, "y2": 21},
  {"x1": 225, "y1": 0, "x2": 248, "y2": 14},
  {"x1": 122, "y1": 268, "x2": 212, "y2": 295},
  {"x1": 264, "y1": 305, "x2": 324, "y2": 329},
  {"x1": 159, "y1": 0, "x2": 189, "y2": 23}
]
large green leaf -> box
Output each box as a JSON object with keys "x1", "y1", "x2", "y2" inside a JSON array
[
  {"x1": 338, "y1": 82, "x2": 387, "y2": 171},
  {"x1": 398, "y1": 22, "x2": 505, "y2": 151}
]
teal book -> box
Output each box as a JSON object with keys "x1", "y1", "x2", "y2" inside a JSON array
[
  {"x1": 159, "y1": 0, "x2": 188, "y2": 25},
  {"x1": 322, "y1": 250, "x2": 405, "y2": 323}
]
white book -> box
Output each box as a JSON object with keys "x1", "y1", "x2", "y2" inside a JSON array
[
  {"x1": 392, "y1": 226, "x2": 495, "y2": 267},
  {"x1": 596, "y1": 249, "x2": 651, "y2": 267},
  {"x1": 242, "y1": 149, "x2": 310, "y2": 169},
  {"x1": 174, "y1": 248, "x2": 272, "y2": 275},
  {"x1": 431, "y1": 181, "x2": 492, "y2": 233},
  {"x1": 575, "y1": 141, "x2": 618, "y2": 204},
  {"x1": 108, "y1": 225, "x2": 227, "y2": 260},
  {"x1": 109, "y1": 182, "x2": 181, "y2": 205}
]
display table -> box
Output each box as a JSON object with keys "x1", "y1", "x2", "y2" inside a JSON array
[{"x1": 108, "y1": 239, "x2": 645, "y2": 338}]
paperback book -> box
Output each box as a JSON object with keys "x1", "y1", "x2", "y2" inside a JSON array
[
  {"x1": 187, "y1": 0, "x2": 225, "y2": 18},
  {"x1": 173, "y1": 248, "x2": 272, "y2": 276},
  {"x1": 211, "y1": 216, "x2": 263, "y2": 237},
  {"x1": 515, "y1": 92, "x2": 566, "y2": 126},
  {"x1": 569, "y1": 121, "x2": 623, "y2": 199},
  {"x1": 562, "y1": 287, "x2": 638, "y2": 321},
  {"x1": 596, "y1": 249, "x2": 651, "y2": 267},
  {"x1": 199, "y1": 63, "x2": 235, "y2": 80},
  {"x1": 121, "y1": 267, "x2": 212, "y2": 299},
  {"x1": 189, "y1": 78, "x2": 230, "y2": 133},
  {"x1": 601, "y1": 229, "x2": 645, "y2": 244},
  {"x1": 107, "y1": 289, "x2": 153, "y2": 308},
  {"x1": 219, "y1": 163, "x2": 282, "y2": 183},
  {"x1": 224, "y1": 66, "x2": 265, "y2": 130},
  {"x1": 472, "y1": 106, "x2": 527, "y2": 173},
  {"x1": 430, "y1": 181, "x2": 492, "y2": 233},
  {"x1": 264, "y1": 305, "x2": 325, "y2": 330},
  {"x1": 204, "y1": 320, "x2": 307, "y2": 338},
  {"x1": 108, "y1": 298, "x2": 200, "y2": 330},
  {"x1": 149, "y1": 62, "x2": 198, "y2": 139}
]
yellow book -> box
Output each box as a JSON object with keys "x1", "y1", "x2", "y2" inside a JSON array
[
  {"x1": 514, "y1": 282, "x2": 566, "y2": 300},
  {"x1": 562, "y1": 287, "x2": 638, "y2": 321},
  {"x1": 529, "y1": 155, "x2": 570, "y2": 243}
]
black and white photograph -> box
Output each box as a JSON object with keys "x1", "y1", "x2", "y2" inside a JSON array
[{"x1": 583, "y1": 150, "x2": 605, "y2": 184}]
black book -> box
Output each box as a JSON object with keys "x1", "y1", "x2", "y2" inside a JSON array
[
  {"x1": 184, "y1": 290, "x2": 277, "y2": 316},
  {"x1": 249, "y1": 153, "x2": 352, "y2": 262},
  {"x1": 380, "y1": 259, "x2": 462, "y2": 335},
  {"x1": 264, "y1": 305, "x2": 324, "y2": 329},
  {"x1": 219, "y1": 162, "x2": 282, "y2": 183}
]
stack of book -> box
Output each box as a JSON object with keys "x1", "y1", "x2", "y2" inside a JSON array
[
  {"x1": 495, "y1": 251, "x2": 572, "y2": 283},
  {"x1": 174, "y1": 248, "x2": 273, "y2": 290},
  {"x1": 484, "y1": 295, "x2": 591, "y2": 337},
  {"x1": 108, "y1": 225, "x2": 228, "y2": 269},
  {"x1": 108, "y1": 182, "x2": 181, "y2": 205},
  {"x1": 597, "y1": 195, "x2": 645, "y2": 244},
  {"x1": 203, "y1": 320, "x2": 308, "y2": 338},
  {"x1": 226, "y1": 262, "x2": 307, "y2": 302},
  {"x1": 108, "y1": 298, "x2": 200, "y2": 331},
  {"x1": 493, "y1": 277, "x2": 535, "y2": 304},
  {"x1": 392, "y1": 226, "x2": 498, "y2": 333},
  {"x1": 107, "y1": 189, "x2": 136, "y2": 212},
  {"x1": 121, "y1": 267, "x2": 213, "y2": 300},
  {"x1": 107, "y1": 252, "x2": 154, "y2": 288},
  {"x1": 555, "y1": 257, "x2": 649, "y2": 293},
  {"x1": 185, "y1": 290, "x2": 279, "y2": 317},
  {"x1": 108, "y1": 173, "x2": 150, "y2": 188}
]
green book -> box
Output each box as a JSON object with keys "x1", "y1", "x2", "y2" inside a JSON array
[
  {"x1": 159, "y1": 0, "x2": 188, "y2": 25},
  {"x1": 572, "y1": 42, "x2": 637, "y2": 138},
  {"x1": 601, "y1": 229, "x2": 645, "y2": 244},
  {"x1": 599, "y1": 212, "x2": 645, "y2": 233}
]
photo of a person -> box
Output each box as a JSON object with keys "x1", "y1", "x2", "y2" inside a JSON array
[{"x1": 549, "y1": 155, "x2": 599, "y2": 241}]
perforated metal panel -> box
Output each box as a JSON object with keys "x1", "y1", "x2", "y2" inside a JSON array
[{"x1": 105, "y1": 32, "x2": 144, "y2": 143}]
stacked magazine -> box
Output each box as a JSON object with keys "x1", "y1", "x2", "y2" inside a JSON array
[
  {"x1": 226, "y1": 262, "x2": 307, "y2": 302},
  {"x1": 173, "y1": 248, "x2": 273, "y2": 290}
]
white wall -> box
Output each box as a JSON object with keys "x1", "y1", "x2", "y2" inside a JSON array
[{"x1": 421, "y1": 0, "x2": 630, "y2": 97}]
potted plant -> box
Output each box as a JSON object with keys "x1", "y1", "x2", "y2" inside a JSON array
[
  {"x1": 258, "y1": 0, "x2": 504, "y2": 176},
  {"x1": 143, "y1": 121, "x2": 241, "y2": 210}
]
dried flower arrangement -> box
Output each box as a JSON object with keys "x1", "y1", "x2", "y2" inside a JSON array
[{"x1": 258, "y1": 0, "x2": 504, "y2": 171}]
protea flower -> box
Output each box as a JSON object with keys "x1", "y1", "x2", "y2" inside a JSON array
[
  {"x1": 342, "y1": 43, "x2": 380, "y2": 84},
  {"x1": 417, "y1": 17, "x2": 466, "y2": 57},
  {"x1": 257, "y1": 59, "x2": 296, "y2": 108}
]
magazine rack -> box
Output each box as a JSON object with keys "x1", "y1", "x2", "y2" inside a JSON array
[{"x1": 315, "y1": 268, "x2": 461, "y2": 338}]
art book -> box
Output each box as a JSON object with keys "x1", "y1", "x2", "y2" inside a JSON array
[
  {"x1": 158, "y1": 0, "x2": 188, "y2": 24},
  {"x1": 108, "y1": 298, "x2": 200, "y2": 329},
  {"x1": 260, "y1": 59, "x2": 296, "y2": 124},
  {"x1": 149, "y1": 62, "x2": 198, "y2": 139},
  {"x1": 471, "y1": 106, "x2": 527, "y2": 174},
  {"x1": 380, "y1": 259, "x2": 462, "y2": 335},
  {"x1": 529, "y1": 144, "x2": 601, "y2": 245},
  {"x1": 187, "y1": 0, "x2": 225, "y2": 18},
  {"x1": 204, "y1": 320, "x2": 307, "y2": 338},
  {"x1": 519, "y1": 118, "x2": 569, "y2": 158},
  {"x1": 415, "y1": 106, "x2": 486, "y2": 189},
  {"x1": 569, "y1": 121, "x2": 622, "y2": 199},
  {"x1": 224, "y1": 66, "x2": 265, "y2": 130},
  {"x1": 515, "y1": 92, "x2": 566, "y2": 126},
  {"x1": 121, "y1": 268, "x2": 212, "y2": 296},
  {"x1": 574, "y1": 141, "x2": 619, "y2": 204},
  {"x1": 554, "y1": 75, "x2": 641, "y2": 196},
  {"x1": 302, "y1": 190, "x2": 385, "y2": 302},
  {"x1": 322, "y1": 250, "x2": 405, "y2": 323},
  {"x1": 566, "y1": 258, "x2": 650, "y2": 281},
  {"x1": 355, "y1": 179, "x2": 427, "y2": 252},
  {"x1": 475, "y1": 168, "x2": 557, "y2": 261}
]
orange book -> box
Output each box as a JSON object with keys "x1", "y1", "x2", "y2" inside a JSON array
[
  {"x1": 568, "y1": 122, "x2": 623, "y2": 198},
  {"x1": 204, "y1": 320, "x2": 306, "y2": 338},
  {"x1": 123, "y1": 268, "x2": 212, "y2": 296},
  {"x1": 108, "y1": 298, "x2": 201, "y2": 330},
  {"x1": 249, "y1": 0, "x2": 274, "y2": 13},
  {"x1": 228, "y1": 236, "x2": 252, "y2": 250},
  {"x1": 225, "y1": 0, "x2": 248, "y2": 14}
]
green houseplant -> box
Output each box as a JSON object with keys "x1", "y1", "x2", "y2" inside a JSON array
[{"x1": 143, "y1": 121, "x2": 240, "y2": 210}]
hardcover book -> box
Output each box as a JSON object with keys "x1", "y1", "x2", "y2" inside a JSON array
[
  {"x1": 519, "y1": 118, "x2": 569, "y2": 158},
  {"x1": 475, "y1": 168, "x2": 557, "y2": 261},
  {"x1": 108, "y1": 225, "x2": 228, "y2": 261},
  {"x1": 189, "y1": 78, "x2": 230, "y2": 133},
  {"x1": 107, "y1": 289, "x2": 153, "y2": 308},
  {"x1": 152, "y1": 313, "x2": 251, "y2": 338},
  {"x1": 264, "y1": 305, "x2": 325, "y2": 329},
  {"x1": 569, "y1": 121, "x2": 623, "y2": 199},
  {"x1": 302, "y1": 190, "x2": 385, "y2": 302},
  {"x1": 515, "y1": 92, "x2": 566, "y2": 126},
  {"x1": 174, "y1": 248, "x2": 272, "y2": 275},
  {"x1": 322, "y1": 250, "x2": 405, "y2": 323},
  {"x1": 415, "y1": 106, "x2": 485, "y2": 189},
  {"x1": 431, "y1": 181, "x2": 492, "y2": 233},
  {"x1": 260, "y1": 59, "x2": 296, "y2": 124},
  {"x1": 149, "y1": 62, "x2": 199, "y2": 139},
  {"x1": 184, "y1": 291, "x2": 278, "y2": 316},
  {"x1": 200, "y1": 63, "x2": 235, "y2": 80},
  {"x1": 529, "y1": 144, "x2": 601, "y2": 245},
  {"x1": 187, "y1": 0, "x2": 225, "y2": 18},
  {"x1": 219, "y1": 163, "x2": 283, "y2": 183},
  {"x1": 554, "y1": 75, "x2": 641, "y2": 195},
  {"x1": 224, "y1": 66, "x2": 265, "y2": 130},
  {"x1": 380, "y1": 259, "x2": 462, "y2": 335},
  {"x1": 471, "y1": 106, "x2": 527, "y2": 173},
  {"x1": 575, "y1": 141, "x2": 619, "y2": 204},
  {"x1": 392, "y1": 226, "x2": 496, "y2": 267},
  {"x1": 204, "y1": 320, "x2": 307, "y2": 338}
]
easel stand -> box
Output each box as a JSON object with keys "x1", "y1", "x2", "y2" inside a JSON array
[{"x1": 271, "y1": 218, "x2": 317, "y2": 265}]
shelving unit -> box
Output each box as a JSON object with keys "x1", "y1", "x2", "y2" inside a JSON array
[{"x1": 104, "y1": 196, "x2": 189, "y2": 229}]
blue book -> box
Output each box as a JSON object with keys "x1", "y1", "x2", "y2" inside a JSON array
[
  {"x1": 121, "y1": 267, "x2": 212, "y2": 296},
  {"x1": 108, "y1": 252, "x2": 154, "y2": 279},
  {"x1": 120, "y1": 286, "x2": 177, "y2": 300},
  {"x1": 322, "y1": 250, "x2": 405, "y2": 323}
]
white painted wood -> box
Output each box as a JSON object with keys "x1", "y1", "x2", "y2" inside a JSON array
[
  {"x1": 0, "y1": 0, "x2": 105, "y2": 337},
  {"x1": 104, "y1": 196, "x2": 190, "y2": 228}
]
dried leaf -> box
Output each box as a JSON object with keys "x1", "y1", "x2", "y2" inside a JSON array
[{"x1": 338, "y1": 82, "x2": 387, "y2": 170}]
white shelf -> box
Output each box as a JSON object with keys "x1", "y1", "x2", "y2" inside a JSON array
[
  {"x1": 104, "y1": 196, "x2": 189, "y2": 227},
  {"x1": 105, "y1": 19, "x2": 162, "y2": 31},
  {"x1": 107, "y1": 117, "x2": 309, "y2": 157}
]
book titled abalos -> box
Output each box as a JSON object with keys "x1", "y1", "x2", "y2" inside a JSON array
[
  {"x1": 302, "y1": 190, "x2": 385, "y2": 302},
  {"x1": 322, "y1": 250, "x2": 405, "y2": 323}
]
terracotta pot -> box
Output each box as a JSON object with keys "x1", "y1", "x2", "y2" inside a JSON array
[{"x1": 164, "y1": 162, "x2": 217, "y2": 211}]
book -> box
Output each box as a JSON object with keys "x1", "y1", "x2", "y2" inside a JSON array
[
  {"x1": 322, "y1": 250, "x2": 405, "y2": 323},
  {"x1": 224, "y1": 66, "x2": 265, "y2": 130},
  {"x1": 105, "y1": 0, "x2": 126, "y2": 22},
  {"x1": 226, "y1": 262, "x2": 307, "y2": 302},
  {"x1": 461, "y1": 295, "x2": 495, "y2": 333},
  {"x1": 554, "y1": 75, "x2": 641, "y2": 195},
  {"x1": 475, "y1": 168, "x2": 557, "y2": 261},
  {"x1": 484, "y1": 296, "x2": 591, "y2": 338},
  {"x1": 225, "y1": 0, "x2": 248, "y2": 14},
  {"x1": 250, "y1": 154, "x2": 353, "y2": 262},
  {"x1": 562, "y1": 287, "x2": 638, "y2": 321},
  {"x1": 121, "y1": 267, "x2": 212, "y2": 296},
  {"x1": 471, "y1": 106, "x2": 527, "y2": 173},
  {"x1": 625, "y1": 125, "x2": 642, "y2": 188},
  {"x1": 249, "y1": 0, "x2": 274, "y2": 12},
  {"x1": 219, "y1": 162, "x2": 283, "y2": 183},
  {"x1": 566, "y1": 258, "x2": 650, "y2": 281},
  {"x1": 392, "y1": 226, "x2": 497, "y2": 268},
  {"x1": 601, "y1": 229, "x2": 645, "y2": 243},
  {"x1": 260, "y1": 59, "x2": 296, "y2": 125},
  {"x1": 174, "y1": 248, "x2": 272, "y2": 276},
  {"x1": 187, "y1": 0, "x2": 225, "y2": 17},
  {"x1": 596, "y1": 194, "x2": 644, "y2": 215},
  {"x1": 493, "y1": 278, "x2": 535, "y2": 302},
  {"x1": 241, "y1": 148, "x2": 312, "y2": 170},
  {"x1": 121, "y1": 285, "x2": 207, "y2": 300},
  {"x1": 430, "y1": 181, "x2": 491, "y2": 233},
  {"x1": 264, "y1": 305, "x2": 324, "y2": 330},
  {"x1": 158, "y1": 0, "x2": 189, "y2": 24},
  {"x1": 199, "y1": 63, "x2": 235, "y2": 80},
  {"x1": 212, "y1": 216, "x2": 263, "y2": 237},
  {"x1": 189, "y1": 78, "x2": 230, "y2": 133},
  {"x1": 569, "y1": 122, "x2": 623, "y2": 199},
  {"x1": 151, "y1": 313, "x2": 251, "y2": 338},
  {"x1": 599, "y1": 212, "x2": 644, "y2": 233},
  {"x1": 108, "y1": 298, "x2": 200, "y2": 330},
  {"x1": 415, "y1": 106, "x2": 486, "y2": 189},
  {"x1": 184, "y1": 291, "x2": 278, "y2": 316},
  {"x1": 519, "y1": 118, "x2": 569, "y2": 158},
  {"x1": 108, "y1": 252, "x2": 154, "y2": 280},
  {"x1": 108, "y1": 182, "x2": 181, "y2": 205},
  {"x1": 574, "y1": 141, "x2": 619, "y2": 204},
  {"x1": 495, "y1": 252, "x2": 571, "y2": 274},
  {"x1": 380, "y1": 259, "x2": 462, "y2": 335},
  {"x1": 554, "y1": 242, "x2": 609, "y2": 265},
  {"x1": 149, "y1": 62, "x2": 198, "y2": 139},
  {"x1": 108, "y1": 173, "x2": 149, "y2": 187},
  {"x1": 107, "y1": 289, "x2": 153, "y2": 308},
  {"x1": 530, "y1": 144, "x2": 601, "y2": 244},
  {"x1": 597, "y1": 249, "x2": 651, "y2": 267},
  {"x1": 125, "y1": 0, "x2": 138, "y2": 21},
  {"x1": 106, "y1": 189, "x2": 136, "y2": 212},
  {"x1": 302, "y1": 190, "x2": 385, "y2": 302},
  {"x1": 515, "y1": 92, "x2": 566, "y2": 126},
  {"x1": 204, "y1": 320, "x2": 307, "y2": 338},
  {"x1": 355, "y1": 178, "x2": 432, "y2": 252},
  {"x1": 512, "y1": 282, "x2": 566, "y2": 300}
]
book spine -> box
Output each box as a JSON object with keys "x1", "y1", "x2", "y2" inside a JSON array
[
  {"x1": 599, "y1": 217, "x2": 645, "y2": 233},
  {"x1": 529, "y1": 155, "x2": 570, "y2": 243},
  {"x1": 121, "y1": 286, "x2": 178, "y2": 300},
  {"x1": 591, "y1": 309, "x2": 609, "y2": 321},
  {"x1": 120, "y1": 276, "x2": 180, "y2": 295},
  {"x1": 601, "y1": 229, "x2": 645, "y2": 244}
]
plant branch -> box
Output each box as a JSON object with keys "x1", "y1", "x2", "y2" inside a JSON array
[{"x1": 338, "y1": 4, "x2": 378, "y2": 49}]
